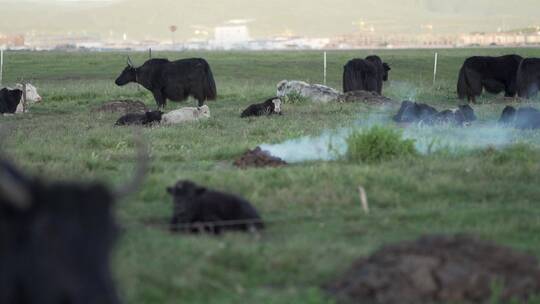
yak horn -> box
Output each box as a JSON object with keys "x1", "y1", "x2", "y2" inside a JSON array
[
  {"x1": 0, "y1": 163, "x2": 31, "y2": 209},
  {"x1": 127, "y1": 56, "x2": 134, "y2": 67},
  {"x1": 113, "y1": 128, "x2": 149, "y2": 200}
]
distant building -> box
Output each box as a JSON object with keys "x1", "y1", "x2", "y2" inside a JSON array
[
  {"x1": 211, "y1": 25, "x2": 250, "y2": 49},
  {"x1": 0, "y1": 34, "x2": 25, "y2": 48}
]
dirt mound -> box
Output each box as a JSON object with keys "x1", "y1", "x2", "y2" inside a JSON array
[
  {"x1": 327, "y1": 234, "x2": 540, "y2": 304},
  {"x1": 94, "y1": 100, "x2": 149, "y2": 114},
  {"x1": 234, "y1": 147, "x2": 287, "y2": 169},
  {"x1": 339, "y1": 90, "x2": 395, "y2": 105}
]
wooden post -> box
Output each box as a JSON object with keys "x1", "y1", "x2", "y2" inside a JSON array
[
  {"x1": 323, "y1": 51, "x2": 327, "y2": 85},
  {"x1": 0, "y1": 49, "x2": 4, "y2": 87},
  {"x1": 433, "y1": 52, "x2": 438, "y2": 86},
  {"x1": 358, "y1": 186, "x2": 369, "y2": 214},
  {"x1": 148, "y1": 48, "x2": 152, "y2": 59}
]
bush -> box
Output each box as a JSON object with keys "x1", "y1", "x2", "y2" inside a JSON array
[{"x1": 346, "y1": 126, "x2": 417, "y2": 163}]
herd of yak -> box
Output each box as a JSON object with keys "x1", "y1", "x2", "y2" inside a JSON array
[{"x1": 1, "y1": 53, "x2": 540, "y2": 303}]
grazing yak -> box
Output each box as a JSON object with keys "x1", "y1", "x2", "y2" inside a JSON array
[
  {"x1": 115, "y1": 110, "x2": 163, "y2": 126},
  {"x1": 167, "y1": 180, "x2": 264, "y2": 234},
  {"x1": 161, "y1": 105, "x2": 210, "y2": 125},
  {"x1": 457, "y1": 54, "x2": 523, "y2": 103},
  {"x1": 343, "y1": 55, "x2": 391, "y2": 94},
  {"x1": 115, "y1": 57, "x2": 217, "y2": 109},
  {"x1": 241, "y1": 97, "x2": 282, "y2": 118},
  {"x1": 277, "y1": 80, "x2": 341, "y2": 103},
  {"x1": 516, "y1": 58, "x2": 540, "y2": 98},
  {"x1": 0, "y1": 141, "x2": 147, "y2": 303},
  {"x1": 498, "y1": 106, "x2": 540, "y2": 129}
]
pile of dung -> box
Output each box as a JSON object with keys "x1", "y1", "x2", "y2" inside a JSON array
[
  {"x1": 234, "y1": 147, "x2": 287, "y2": 169},
  {"x1": 338, "y1": 90, "x2": 395, "y2": 105},
  {"x1": 94, "y1": 100, "x2": 149, "y2": 114},
  {"x1": 327, "y1": 234, "x2": 540, "y2": 304}
]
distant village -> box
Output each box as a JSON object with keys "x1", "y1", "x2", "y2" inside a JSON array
[{"x1": 2, "y1": 23, "x2": 540, "y2": 51}]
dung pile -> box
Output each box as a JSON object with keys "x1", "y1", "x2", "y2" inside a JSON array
[
  {"x1": 234, "y1": 147, "x2": 287, "y2": 168},
  {"x1": 339, "y1": 90, "x2": 395, "y2": 105},
  {"x1": 327, "y1": 234, "x2": 540, "y2": 304},
  {"x1": 94, "y1": 100, "x2": 149, "y2": 114}
]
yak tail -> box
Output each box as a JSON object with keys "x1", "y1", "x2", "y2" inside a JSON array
[
  {"x1": 343, "y1": 63, "x2": 362, "y2": 93},
  {"x1": 457, "y1": 66, "x2": 468, "y2": 100},
  {"x1": 203, "y1": 61, "x2": 217, "y2": 101}
]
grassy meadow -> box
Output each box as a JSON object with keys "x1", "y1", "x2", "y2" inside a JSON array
[{"x1": 2, "y1": 48, "x2": 540, "y2": 303}]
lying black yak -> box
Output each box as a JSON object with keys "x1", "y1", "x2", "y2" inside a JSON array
[
  {"x1": 423, "y1": 105, "x2": 477, "y2": 126},
  {"x1": 115, "y1": 57, "x2": 217, "y2": 109},
  {"x1": 393, "y1": 101, "x2": 438, "y2": 123},
  {"x1": 498, "y1": 106, "x2": 540, "y2": 129},
  {"x1": 0, "y1": 143, "x2": 147, "y2": 303},
  {"x1": 457, "y1": 54, "x2": 523, "y2": 103},
  {"x1": 167, "y1": 180, "x2": 264, "y2": 234},
  {"x1": 115, "y1": 110, "x2": 163, "y2": 126},
  {"x1": 0, "y1": 88, "x2": 23, "y2": 114},
  {"x1": 393, "y1": 101, "x2": 476, "y2": 126},
  {"x1": 343, "y1": 55, "x2": 391, "y2": 94},
  {"x1": 516, "y1": 58, "x2": 540, "y2": 98},
  {"x1": 241, "y1": 97, "x2": 282, "y2": 118}
]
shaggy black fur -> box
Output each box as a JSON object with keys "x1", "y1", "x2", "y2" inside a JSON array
[
  {"x1": 0, "y1": 159, "x2": 120, "y2": 304},
  {"x1": 498, "y1": 106, "x2": 540, "y2": 129},
  {"x1": 516, "y1": 58, "x2": 540, "y2": 98},
  {"x1": 343, "y1": 55, "x2": 390, "y2": 94},
  {"x1": 167, "y1": 180, "x2": 264, "y2": 234},
  {"x1": 240, "y1": 97, "x2": 282, "y2": 118},
  {"x1": 115, "y1": 58, "x2": 217, "y2": 108},
  {"x1": 115, "y1": 110, "x2": 163, "y2": 126},
  {"x1": 457, "y1": 54, "x2": 523, "y2": 103},
  {"x1": 0, "y1": 88, "x2": 23, "y2": 114}
]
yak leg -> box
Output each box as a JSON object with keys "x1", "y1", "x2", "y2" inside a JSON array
[{"x1": 152, "y1": 90, "x2": 167, "y2": 110}]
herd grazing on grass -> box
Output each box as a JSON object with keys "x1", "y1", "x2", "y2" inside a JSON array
[{"x1": 2, "y1": 51, "x2": 540, "y2": 302}]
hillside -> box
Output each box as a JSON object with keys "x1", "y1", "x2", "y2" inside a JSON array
[{"x1": 0, "y1": 0, "x2": 537, "y2": 40}]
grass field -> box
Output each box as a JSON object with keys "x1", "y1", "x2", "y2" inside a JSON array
[{"x1": 2, "y1": 48, "x2": 540, "y2": 303}]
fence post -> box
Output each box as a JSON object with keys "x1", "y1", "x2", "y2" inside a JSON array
[
  {"x1": 148, "y1": 48, "x2": 152, "y2": 59},
  {"x1": 0, "y1": 48, "x2": 4, "y2": 87},
  {"x1": 323, "y1": 51, "x2": 327, "y2": 85},
  {"x1": 433, "y1": 52, "x2": 438, "y2": 86}
]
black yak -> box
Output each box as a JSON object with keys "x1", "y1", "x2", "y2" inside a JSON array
[
  {"x1": 457, "y1": 55, "x2": 523, "y2": 103},
  {"x1": 516, "y1": 58, "x2": 540, "y2": 98},
  {"x1": 115, "y1": 110, "x2": 163, "y2": 126},
  {"x1": 0, "y1": 88, "x2": 23, "y2": 114},
  {"x1": 167, "y1": 180, "x2": 264, "y2": 234},
  {"x1": 343, "y1": 55, "x2": 391, "y2": 94},
  {"x1": 241, "y1": 97, "x2": 282, "y2": 118},
  {"x1": 0, "y1": 136, "x2": 147, "y2": 304},
  {"x1": 115, "y1": 57, "x2": 217, "y2": 109},
  {"x1": 498, "y1": 106, "x2": 540, "y2": 129},
  {"x1": 422, "y1": 105, "x2": 477, "y2": 126},
  {"x1": 393, "y1": 101, "x2": 438, "y2": 123}
]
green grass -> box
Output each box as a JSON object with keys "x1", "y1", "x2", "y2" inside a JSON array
[{"x1": 2, "y1": 49, "x2": 540, "y2": 303}]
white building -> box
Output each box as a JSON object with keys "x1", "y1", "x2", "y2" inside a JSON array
[{"x1": 211, "y1": 25, "x2": 250, "y2": 49}]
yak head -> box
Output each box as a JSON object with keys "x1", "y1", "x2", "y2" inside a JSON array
[
  {"x1": 115, "y1": 57, "x2": 137, "y2": 86},
  {"x1": 382, "y1": 63, "x2": 391, "y2": 81},
  {"x1": 167, "y1": 180, "x2": 206, "y2": 214},
  {"x1": 270, "y1": 98, "x2": 282, "y2": 114}
]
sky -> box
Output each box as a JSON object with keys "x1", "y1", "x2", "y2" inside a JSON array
[{"x1": 0, "y1": 0, "x2": 537, "y2": 40}]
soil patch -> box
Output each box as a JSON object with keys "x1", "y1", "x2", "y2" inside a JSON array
[
  {"x1": 327, "y1": 234, "x2": 540, "y2": 304},
  {"x1": 339, "y1": 90, "x2": 396, "y2": 105},
  {"x1": 234, "y1": 147, "x2": 287, "y2": 169},
  {"x1": 94, "y1": 100, "x2": 149, "y2": 114}
]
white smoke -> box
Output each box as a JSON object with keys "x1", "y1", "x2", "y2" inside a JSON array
[{"x1": 260, "y1": 113, "x2": 539, "y2": 163}]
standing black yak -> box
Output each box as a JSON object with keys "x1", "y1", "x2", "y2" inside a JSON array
[
  {"x1": 343, "y1": 55, "x2": 391, "y2": 94},
  {"x1": 457, "y1": 54, "x2": 523, "y2": 103},
  {"x1": 516, "y1": 58, "x2": 540, "y2": 98},
  {"x1": 115, "y1": 57, "x2": 217, "y2": 109}
]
